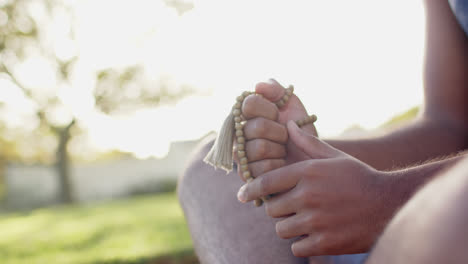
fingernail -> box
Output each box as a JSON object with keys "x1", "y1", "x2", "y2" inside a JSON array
[{"x1": 237, "y1": 184, "x2": 248, "y2": 203}]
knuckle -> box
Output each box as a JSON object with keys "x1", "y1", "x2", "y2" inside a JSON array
[
  {"x1": 263, "y1": 159, "x2": 276, "y2": 172},
  {"x1": 291, "y1": 243, "x2": 308, "y2": 257},
  {"x1": 303, "y1": 194, "x2": 318, "y2": 208},
  {"x1": 279, "y1": 125, "x2": 288, "y2": 142},
  {"x1": 255, "y1": 140, "x2": 269, "y2": 158},
  {"x1": 297, "y1": 188, "x2": 319, "y2": 208},
  {"x1": 259, "y1": 175, "x2": 271, "y2": 196},
  {"x1": 315, "y1": 234, "x2": 334, "y2": 255},
  {"x1": 253, "y1": 118, "x2": 268, "y2": 137},
  {"x1": 296, "y1": 187, "x2": 309, "y2": 202},
  {"x1": 304, "y1": 213, "x2": 322, "y2": 230},
  {"x1": 278, "y1": 145, "x2": 287, "y2": 157},
  {"x1": 241, "y1": 95, "x2": 256, "y2": 117},
  {"x1": 265, "y1": 203, "x2": 275, "y2": 217}
]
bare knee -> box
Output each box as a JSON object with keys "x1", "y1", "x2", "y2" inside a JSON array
[
  {"x1": 367, "y1": 158, "x2": 468, "y2": 264},
  {"x1": 177, "y1": 138, "x2": 214, "y2": 209}
]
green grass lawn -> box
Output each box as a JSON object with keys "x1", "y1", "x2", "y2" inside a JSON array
[{"x1": 0, "y1": 192, "x2": 198, "y2": 264}]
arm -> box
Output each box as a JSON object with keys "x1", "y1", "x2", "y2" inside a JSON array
[
  {"x1": 327, "y1": 0, "x2": 468, "y2": 170},
  {"x1": 238, "y1": 123, "x2": 467, "y2": 256},
  {"x1": 236, "y1": 0, "x2": 468, "y2": 255},
  {"x1": 250, "y1": 0, "x2": 468, "y2": 172}
]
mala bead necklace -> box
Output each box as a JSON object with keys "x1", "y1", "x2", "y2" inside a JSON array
[{"x1": 204, "y1": 85, "x2": 317, "y2": 206}]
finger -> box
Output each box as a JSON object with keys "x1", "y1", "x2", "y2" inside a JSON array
[
  {"x1": 248, "y1": 159, "x2": 285, "y2": 178},
  {"x1": 237, "y1": 160, "x2": 308, "y2": 202},
  {"x1": 291, "y1": 234, "x2": 326, "y2": 257},
  {"x1": 242, "y1": 94, "x2": 278, "y2": 121},
  {"x1": 255, "y1": 78, "x2": 286, "y2": 102},
  {"x1": 265, "y1": 190, "x2": 299, "y2": 218},
  {"x1": 245, "y1": 139, "x2": 286, "y2": 162},
  {"x1": 275, "y1": 213, "x2": 313, "y2": 239},
  {"x1": 244, "y1": 117, "x2": 288, "y2": 144},
  {"x1": 287, "y1": 120, "x2": 343, "y2": 159}
]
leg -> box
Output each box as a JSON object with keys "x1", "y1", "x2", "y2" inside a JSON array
[
  {"x1": 366, "y1": 157, "x2": 468, "y2": 263},
  {"x1": 178, "y1": 139, "x2": 307, "y2": 264}
]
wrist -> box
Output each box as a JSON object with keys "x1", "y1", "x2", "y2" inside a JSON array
[
  {"x1": 367, "y1": 170, "x2": 412, "y2": 238},
  {"x1": 378, "y1": 170, "x2": 417, "y2": 209}
]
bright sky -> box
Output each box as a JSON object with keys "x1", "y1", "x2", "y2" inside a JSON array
[{"x1": 0, "y1": 0, "x2": 426, "y2": 159}]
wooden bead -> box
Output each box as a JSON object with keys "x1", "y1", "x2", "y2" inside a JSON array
[
  {"x1": 237, "y1": 151, "x2": 245, "y2": 158},
  {"x1": 234, "y1": 102, "x2": 241, "y2": 109},
  {"x1": 283, "y1": 94, "x2": 289, "y2": 102},
  {"x1": 237, "y1": 144, "x2": 245, "y2": 151},
  {"x1": 234, "y1": 117, "x2": 242, "y2": 123},
  {"x1": 242, "y1": 91, "x2": 251, "y2": 97},
  {"x1": 235, "y1": 123, "x2": 243, "y2": 130},
  {"x1": 235, "y1": 130, "x2": 243, "y2": 137},
  {"x1": 310, "y1": 114, "x2": 317, "y2": 122},
  {"x1": 233, "y1": 109, "x2": 241, "y2": 116},
  {"x1": 254, "y1": 199, "x2": 263, "y2": 207},
  {"x1": 276, "y1": 100, "x2": 284, "y2": 108},
  {"x1": 240, "y1": 157, "x2": 248, "y2": 165},
  {"x1": 242, "y1": 171, "x2": 251, "y2": 180},
  {"x1": 246, "y1": 177, "x2": 253, "y2": 183},
  {"x1": 240, "y1": 164, "x2": 248, "y2": 172},
  {"x1": 297, "y1": 119, "x2": 304, "y2": 126},
  {"x1": 237, "y1": 136, "x2": 245, "y2": 144},
  {"x1": 236, "y1": 95, "x2": 244, "y2": 102}
]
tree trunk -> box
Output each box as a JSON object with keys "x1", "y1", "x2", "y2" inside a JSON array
[
  {"x1": 56, "y1": 119, "x2": 76, "y2": 204},
  {"x1": 0, "y1": 157, "x2": 5, "y2": 203}
]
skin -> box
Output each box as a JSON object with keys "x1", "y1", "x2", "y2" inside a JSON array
[
  {"x1": 178, "y1": 141, "x2": 308, "y2": 264},
  {"x1": 366, "y1": 157, "x2": 468, "y2": 264},
  {"x1": 238, "y1": 118, "x2": 465, "y2": 256},
  {"x1": 178, "y1": 0, "x2": 468, "y2": 262}
]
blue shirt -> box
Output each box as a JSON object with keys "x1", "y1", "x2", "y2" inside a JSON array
[{"x1": 450, "y1": 0, "x2": 468, "y2": 36}]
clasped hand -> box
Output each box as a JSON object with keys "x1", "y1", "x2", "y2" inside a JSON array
[{"x1": 234, "y1": 79, "x2": 390, "y2": 257}]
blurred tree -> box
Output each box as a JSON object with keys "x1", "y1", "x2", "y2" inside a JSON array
[
  {"x1": 0, "y1": 0, "x2": 192, "y2": 204},
  {"x1": 162, "y1": 0, "x2": 194, "y2": 15},
  {"x1": 94, "y1": 66, "x2": 193, "y2": 114},
  {"x1": 0, "y1": 116, "x2": 21, "y2": 202},
  {"x1": 0, "y1": 0, "x2": 78, "y2": 203},
  {"x1": 381, "y1": 106, "x2": 420, "y2": 129}
]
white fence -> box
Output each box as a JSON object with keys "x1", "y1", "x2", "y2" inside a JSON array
[{"x1": 5, "y1": 139, "x2": 203, "y2": 209}]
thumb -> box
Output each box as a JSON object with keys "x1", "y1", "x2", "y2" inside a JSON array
[
  {"x1": 255, "y1": 78, "x2": 285, "y2": 102},
  {"x1": 287, "y1": 120, "x2": 343, "y2": 159}
]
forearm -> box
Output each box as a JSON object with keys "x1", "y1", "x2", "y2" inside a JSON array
[
  {"x1": 325, "y1": 0, "x2": 468, "y2": 171},
  {"x1": 325, "y1": 116, "x2": 468, "y2": 170},
  {"x1": 381, "y1": 153, "x2": 465, "y2": 210},
  {"x1": 364, "y1": 153, "x2": 466, "y2": 242}
]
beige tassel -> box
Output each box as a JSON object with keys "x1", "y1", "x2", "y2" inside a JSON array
[{"x1": 203, "y1": 110, "x2": 236, "y2": 173}]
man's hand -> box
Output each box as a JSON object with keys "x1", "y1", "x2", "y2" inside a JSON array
[
  {"x1": 236, "y1": 79, "x2": 318, "y2": 181},
  {"x1": 237, "y1": 121, "x2": 392, "y2": 257}
]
